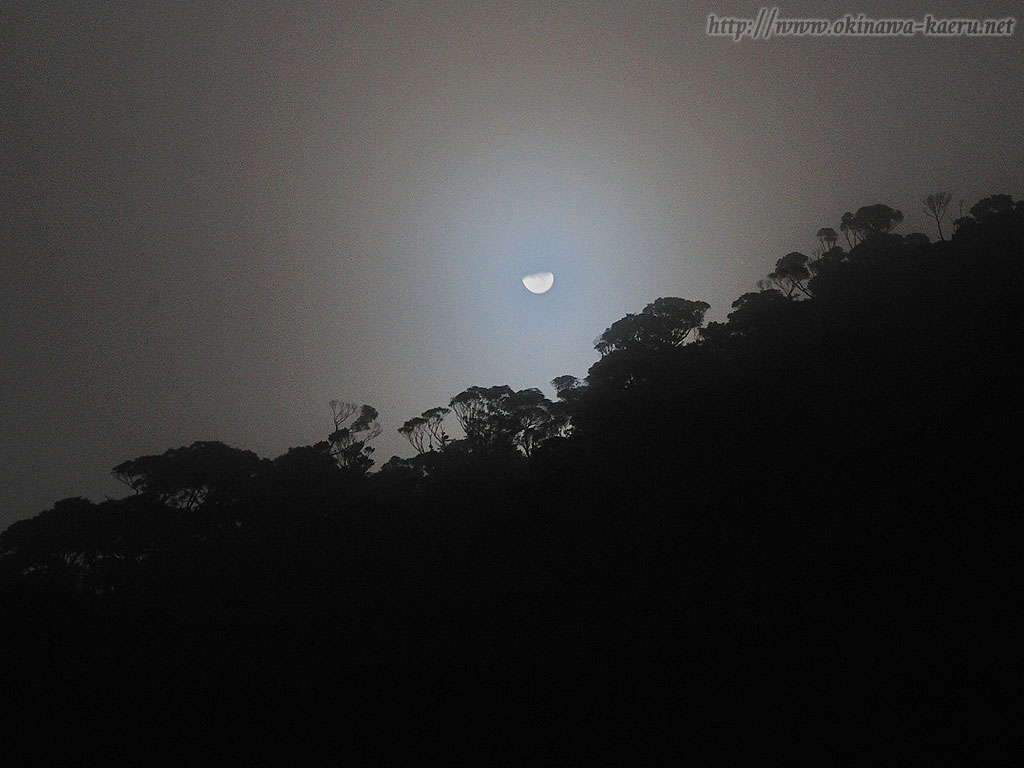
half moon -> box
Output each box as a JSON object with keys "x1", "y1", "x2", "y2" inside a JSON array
[{"x1": 522, "y1": 271, "x2": 554, "y2": 294}]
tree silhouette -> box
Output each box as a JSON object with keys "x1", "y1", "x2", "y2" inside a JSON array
[
  {"x1": 594, "y1": 297, "x2": 709, "y2": 356},
  {"x1": 397, "y1": 416, "x2": 429, "y2": 454},
  {"x1": 111, "y1": 441, "x2": 261, "y2": 512},
  {"x1": 0, "y1": 497, "x2": 100, "y2": 584},
  {"x1": 261, "y1": 441, "x2": 347, "y2": 517},
  {"x1": 852, "y1": 203, "x2": 904, "y2": 237},
  {"x1": 815, "y1": 227, "x2": 838, "y2": 255},
  {"x1": 923, "y1": 191, "x2": 952, "y2": 240},
  {"x1": 767, "y1": 252, "x2": 813, "y2": 297},
  {"x1": 447, "y1": 386, "x2": 566, "y2": 456},
  {"x1": 969, "y1": 193, "x2": 1013, "y2": 221},
  {"x1": 450, "y1": 385, "x2": 517, "y2": 452},
  {"x1": 839, "y1": 211, "x2": 858, "y2": 247},
  {"x1": 398, "y1": 407, "x2": 450, "y2": 453},
  {"x1": 328, "y1": 401, "x2": 382, "y2": 472},
  {"x1": 839, "y1": 204, "x2": 904, "y2": 245},
  {"x1": 506, "y1": 388, "x2": 568, "y2": 457},
  {"x1": 904, "y1": 232, "x2": 930, "y2": 251},
  {"x1": 803, "y1": 244, "x2": 852, "y2": 301},
  {"x1": 421, "y1": 407, "x2": 451, "y2": 450},
  {"x1": 551, "y1": 375, "x2": 584, "y2": 404}
]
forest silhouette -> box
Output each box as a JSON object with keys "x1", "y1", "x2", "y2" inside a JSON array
[{"x1": 2, "y1": 194, "x2": 1020, "y2": 761}]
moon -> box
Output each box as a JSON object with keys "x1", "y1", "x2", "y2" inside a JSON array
[{"x1": 522, "y1": 271, "x2": 554, "y2": 294}]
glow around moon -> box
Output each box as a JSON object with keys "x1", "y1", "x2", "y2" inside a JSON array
[{"x1": 522, "y1": 271, "x2": 554, "y2": 294}]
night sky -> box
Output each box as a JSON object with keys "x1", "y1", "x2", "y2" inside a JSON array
[{"x1": 2, "y1": 1, "x2": 1022, "y2": 530}]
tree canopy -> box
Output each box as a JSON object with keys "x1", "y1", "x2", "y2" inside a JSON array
[{"x1": 2, "y1": 191, "x2": 1021, "y2": 765}]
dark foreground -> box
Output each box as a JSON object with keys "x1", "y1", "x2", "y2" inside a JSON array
[{"x1": 3, "y1": 198, "x2": 1020, "y2": 763}]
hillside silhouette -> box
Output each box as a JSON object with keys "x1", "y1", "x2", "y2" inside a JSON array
[{"x1": 2, "y1": 194, "x2": 1021, "y2": 762}]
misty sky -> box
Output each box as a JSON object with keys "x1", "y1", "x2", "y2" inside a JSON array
[{"x1": 2, "y1": 1, "x2": 1022, "y2": 528}]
